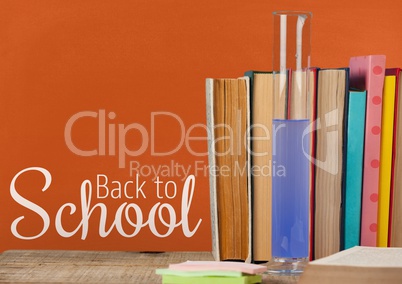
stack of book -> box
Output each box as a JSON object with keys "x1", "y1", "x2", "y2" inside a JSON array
[
  {"x1": 206, "y1": 54, "x2": 402, "y2": 262},
  {"x1": 156, "y1": 260, "x2": 267, "y2": 284}
]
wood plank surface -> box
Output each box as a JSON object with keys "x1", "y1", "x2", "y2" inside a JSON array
[{"x1": 0, "y1": 250, "x2": 298, "y2": 283}]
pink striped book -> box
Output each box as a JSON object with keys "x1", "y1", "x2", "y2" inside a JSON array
[{"x1": 349, "y1": 55, "x2": 386, "y2": 246}]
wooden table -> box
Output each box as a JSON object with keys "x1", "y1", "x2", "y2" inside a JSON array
[{"x1": 0, "y1": 250, "x2": 299, "y2": 283}]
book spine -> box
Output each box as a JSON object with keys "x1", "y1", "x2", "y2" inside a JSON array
[
  {"x1": 244, "y1": 71, "x2": 256, "y2": 263},
  {"x1": 349, "y1": 55, "x2": 386, "y2": 247},
  {"x1": 206, "y1": 78, "x2": 220, "y2": 261},
  {"x1": 377, "y1": 75, "x2": 396, "y2": 247},
  {"x1": 314, "y1": 68, "x2": 348, "y2": 259},
  {"x1": 309, "y1": 68, "x2": 318, "y2": 260},
  {"x1": 343, "y1": 90, "x2": 367, "y2": 249},
  {"x1": 244, "y1": 77, "x2": 252, "y2": 264},
  {"x1": 390, "y1": 70, "x2": 402, "y2": 246}
]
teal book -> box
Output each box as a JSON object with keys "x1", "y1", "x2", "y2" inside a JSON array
[{"x1": 342, "y1": 89, "x2": 367, "y2": 249}]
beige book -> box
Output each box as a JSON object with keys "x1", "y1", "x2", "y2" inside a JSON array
[
  {"x1": 314, "y1": 68, "x2": 347, "y2": 259},
  {"x1": 300, "y1": 246, "x2": 402, "y2": 284}
]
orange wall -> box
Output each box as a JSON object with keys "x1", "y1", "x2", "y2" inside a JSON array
[{"x1": 0, "y1": 0, "x2": 401, "y2": 252}]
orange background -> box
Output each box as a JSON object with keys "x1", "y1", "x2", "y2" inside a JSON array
[{"x1": 0, "y1": 0, "x2": 401, "y2": 252}]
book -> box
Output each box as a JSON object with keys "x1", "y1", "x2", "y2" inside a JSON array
[
  {"x1": 244, "y1": 71, "x2": 273, "y2": 262},
  {"x1": 342, "y1": 89, "x2": 367, "y2": 250},
  {"x1": 303, "y1": 68, "x2": 318, "y2": 260},
  {"x1": 206, "y1": 77, "x2": 252, "y2": 262},
  {"x1": 349, "y1": 55, "x2": 386, "y2": 246},
  {"x1": 377, "y1": 74, "x2": 396, "y2": 247},
  {"x1": 314, "y1": 68, "x2": 349, "y2": 259},
  {"x1": 243, "y1": 69, "x2": 316, "y2": 262},
  {"x1": 389, "y1": 68, "x2": 402, "y2": 247},
  {"x1": 299, "y1": 246, "x2": 402, "y2": 284},
  {"x1": 288, "y1": 68, "x2": 318, "y2": 260}
]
